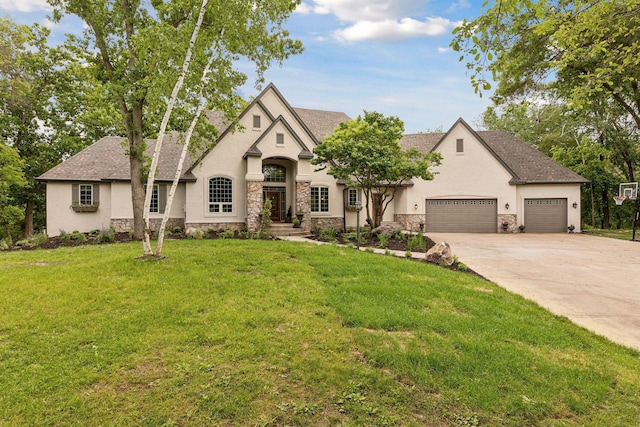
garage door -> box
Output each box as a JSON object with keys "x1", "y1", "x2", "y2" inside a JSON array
[
  {"x1": 425, "y1": 199, "x2": 497, "y2": 233},
  {"x1": 524, "y1": 198, "x2": 567, "y2": 233}
]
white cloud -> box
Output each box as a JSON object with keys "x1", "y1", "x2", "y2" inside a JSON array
[
  {"x1": 302, "y1": 1, "x2": 456, "y2": 43},
  {"x1": 438, "y1": 47, "x2": 450, "y2": 54},
  {"x1": 335, "y1": 17, "x2": 454, "y2": 42},
  {"x1": 0, "y1": 0, "x2": 50, "y2": 12},
  {"x1": 294, "y1": 2, "x2": 313, "y2": 14}
]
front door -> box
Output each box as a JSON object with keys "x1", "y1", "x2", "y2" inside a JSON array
[{"x1": 266, "y1": 191, "x2": 281, "y2": 222}]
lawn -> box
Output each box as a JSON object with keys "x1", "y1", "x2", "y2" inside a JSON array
[{"x1": 1, "y1": 240, "x2": 639, "y2": 426}]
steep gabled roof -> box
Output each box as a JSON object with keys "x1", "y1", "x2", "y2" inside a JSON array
[
  {"x1": 244, "y1": 115, "x2": 315, "y2": 159},
  {"x1": 293, "y1": 108, "x2": 350, "y2": 141},
  {"x1": 399, "y1": 118, "x2": 588, "y2": 185}
]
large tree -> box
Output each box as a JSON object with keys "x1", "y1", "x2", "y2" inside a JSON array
[
  {"x1": 312, "y1": 111, "x2": 441, "y2": 229},
  {"x1": 0, "y1": 143, "x2": 26, "y2": 245},
  {"x1": 49, "y1": 0, "x2": 303, "y2": 239},
  {"x1": 451, "y1": 0, "x2": 640, "y2": 178},
  {"x1": 0, "y1": 17, "x2": 119, "y2": 238}
]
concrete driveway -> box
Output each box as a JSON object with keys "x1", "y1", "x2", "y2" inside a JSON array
[{"x1": 427, "y1": 233, "x2": 640, "y2": 351}]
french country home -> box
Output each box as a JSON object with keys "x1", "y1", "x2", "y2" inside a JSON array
[{"x1": 38, "y1": 83, "x2": 588, "y2": 236}]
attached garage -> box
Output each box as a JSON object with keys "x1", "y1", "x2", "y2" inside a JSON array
[
  {"x1": 524, "y1": 198, "x2": 568, "y2": 233},
  {"x1": 425, "y1": 199, "x2": 497, "y2": 233}
]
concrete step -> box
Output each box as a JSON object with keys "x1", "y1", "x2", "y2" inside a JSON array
[{"x1": 270, "y1": 223, "x2": 310, "y2": 237}]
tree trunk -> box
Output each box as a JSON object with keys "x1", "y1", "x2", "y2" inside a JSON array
[
  {"x1": 601, "y1": 182, "x2": 610, "y2": 229},
  {"x1": 129, "y1": 102, "x2": 146, "y2": 240},
  {"x1": 24, "y1": 198, "x2": 34, "y2": 238}
]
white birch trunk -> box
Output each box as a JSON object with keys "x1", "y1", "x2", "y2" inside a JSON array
[
  {"x1": 142, "y1": 0, "x2": 209, "y2": 256},
  {"x1": 154, "y1": 60, "x2": 213, "y2": 257}
]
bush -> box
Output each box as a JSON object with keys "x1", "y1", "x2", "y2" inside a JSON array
[
  {"x1": 0, "y1": 239, "x2": 8, "y2": 251},
  {"x1": 30, "y1": 232, "x2": 49, "y2": 246},
  {"x1": 187, "y1": 229, "x2": 205, "y2": 240},
  {"x1": 172, "y1": 226, "x2": 183, "y2": 234},
  {"x1": 405, "y1": 250, "x2": 412, "y2": 258},
  {"x1": 96, "y1": 228, "x2": 116, "y2": 243},
  {"x1": 377, "y1": 233, "x2": 389, "y2": 248},
  {"x1": 220, "y1": 229, "x2": 235, "y2": 239},
  {"x1": 59, "y1": 231, "x2": 71, "y2": 243},
  {"x1": 407, "y1": 233, "x2": 426, "y2": 251},
  {"x1": 70, "y1": 231, "x2": 87, "y2": 242}
]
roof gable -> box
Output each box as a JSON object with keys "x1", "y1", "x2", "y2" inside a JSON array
[{"x1": 243, "y1": 115, "x2": 314, "y2": 159}]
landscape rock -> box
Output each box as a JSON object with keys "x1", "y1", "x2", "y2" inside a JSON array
[
  {"x1": 371, "y1": 222, "x2": 403, "y2": 238},
  {"x1": 425, "y1": 241, "x2": 454, "y2": 266}
]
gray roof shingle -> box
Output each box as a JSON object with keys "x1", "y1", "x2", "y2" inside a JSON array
[{"x1": 293, "y1": 108, "x2": 350, "y2": 141}]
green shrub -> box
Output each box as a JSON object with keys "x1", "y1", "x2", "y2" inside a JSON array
[
  {"x1": 30, "y1": 232, "x2": 49, "y2": 246},
  {"x1": 187, "y1": 229, "x2": 205, "y2": 240},
  {"x1": 220, "y1": 229, "x2": 236, "y2": 239},
  {"x1": 384, "y1": 248, "x2": 391, "y2": 256},
  {"x1": 172, "y1": 226, "x2": 183, "y2": 234},
  {"x1": 15, "y1": 239, "x2": 31, "y2": 247},
  {"x1": 88, "y1": 229, "x2": 100, "y2": 237},
  {"x1": 97, "y1": 228, "x2": 116, "y2": 243},
  {"x1": 70, "y1": 231, "x2": 87, "y2": 242},
  {"x1": 365, "y1": 247, "x2": 374, "y2": 253},
  {"x1": 377, "y1": 233, "x2": 389, "y2": 248},
  {"x1": 59, "y1": 231, "x2": 71, "y2": 243},
  {"x1": 407, "y1": 233, "x2": 426, "y2": 251},
  {"x1": 458, "y1": 263, "x2": 468, "y2": 272},
  {"x1": 405, "y1": 250, "x2": 412, "y2": 258}
]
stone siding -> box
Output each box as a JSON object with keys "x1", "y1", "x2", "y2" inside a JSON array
[
  {"x1": 498, "y1": 214, "x2": 517, "y2": 233},
  {"x1": 296, "y1": 181, "x2": 311, "y2": 231},
  {"x1": 311, "y1": 217, "x2": 343, "y2": 230},
  {"x1": 111, "y1": 218, "x2": 184, "y2": 233},
  {"x1": 185, "y1": 222, "x2": 246, "y2": 233},
  {"x1": 394, "y1": 214, "x2": 425, "y2": 232},
  {"x1": 246, "y1": 180, "x2": 264, "y2": 232}
]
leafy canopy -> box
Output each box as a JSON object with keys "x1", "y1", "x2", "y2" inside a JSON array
[{"x1": 312, "y1": 111, "x2": 441, "y2": 228}]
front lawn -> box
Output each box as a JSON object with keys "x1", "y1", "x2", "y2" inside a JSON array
[{"x1": 1, "y1": 240, "x2": 639, "y2": 426}]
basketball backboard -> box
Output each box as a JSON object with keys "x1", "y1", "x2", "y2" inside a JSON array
[{"x1": 619, "y1": 182, "x2": 638, "y2": 200}]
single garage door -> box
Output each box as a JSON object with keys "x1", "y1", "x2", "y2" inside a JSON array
[
  {"x1": 524, "y1": 198, "x2": 567, "y2": 233},
  {"x1": 425, "y1": 199, "x2": 497, "y2": 233}
]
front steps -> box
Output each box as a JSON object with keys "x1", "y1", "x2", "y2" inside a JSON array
[{"x1": 270, "y1": 222, "x2": 311, "y2": 237}]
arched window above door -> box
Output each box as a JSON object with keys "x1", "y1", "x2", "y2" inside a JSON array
[{"x1": 263, "y1": 164, "x2": 286, "y2": 182}]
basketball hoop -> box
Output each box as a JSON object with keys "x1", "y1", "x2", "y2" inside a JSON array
[{"x1": 614, "y1": 195, "x2": 627, "y2": 206}]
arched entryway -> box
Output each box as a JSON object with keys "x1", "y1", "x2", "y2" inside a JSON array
[{"x1": 262, "y1": 160, "x2": 291, "y2": 223}]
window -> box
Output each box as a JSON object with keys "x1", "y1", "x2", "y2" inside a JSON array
[
  {"x1": 348, "y1": 188, "x2": 360, "y2": 206},
  {"x1": 80, "y1": 184, "x2": 93, "y2": 205},
  {"x1": 263, "y1": 164, "x2": 286, "y2": 182},
  {"x1": 253, "y1": 115, "x2": 261, "y2": 129},
  {"x1": 209, "y1": 177, "x2": 233, "y2": 213},
  {"x1": 456, "y1": 138, "x2": 464, "y2": 153},
  {"x1": 311, "y1": 186, "x2": 329, "y2": 213},
  {"x1": 276, "y1": 133, "x2": 284, "y2": 145},
  {"x1": 71, "y1": 183, "x2": 99, "y2": 212}
]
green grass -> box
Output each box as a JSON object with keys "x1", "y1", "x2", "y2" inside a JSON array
[
  {"x1": 583, "y1": 228, "x2": 635, "y2": 241},
  {"x1": 1, "y1": 240, "x2": 640, "y2": 426}
]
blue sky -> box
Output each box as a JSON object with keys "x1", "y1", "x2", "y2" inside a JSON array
[{"x1": 1, "y1": 0, "x2": 493, "y2": 133}]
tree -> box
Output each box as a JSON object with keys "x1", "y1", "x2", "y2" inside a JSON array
[
  {"x1": 0, "y1": 143, "x2": 26, "y2": 245},
  {"x1": 312, "y1": 111, "x2": 441, "y2": 229},
  {"x1": 0, "y1": 17, "x2": 119, "y2": 238},
  {"x1": 50, "y1": 0, "x2": 303, "y2": 240},
  {"x1": 452, "y1": 0, "x2": 640, "y2": 178}
]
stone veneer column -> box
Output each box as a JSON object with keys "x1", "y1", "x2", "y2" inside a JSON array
[
  {"x1": 247, "y1": 180, "x2": 263, "y2": 232},
  {"x1": 498, "y1": 214, "x2": 517, "y2": 233},
  {"x1": 296, "y1": 181, "x2": 311, "y2": 231}
]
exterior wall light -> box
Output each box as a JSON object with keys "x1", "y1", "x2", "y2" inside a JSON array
[
  {"x1": 505, "y1": 203, "x2": 509, "y2": 210},
  {"x1": 572, "y1": 202, "x2": 578, "y2": 209},
  {"x1": 414, "y1": 203, "x2": 419, "y2": 210}
]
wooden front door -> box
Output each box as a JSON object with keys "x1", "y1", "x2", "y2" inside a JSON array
[{"x1": 266, "y1": 191, "x2": 281, "y2": 222}]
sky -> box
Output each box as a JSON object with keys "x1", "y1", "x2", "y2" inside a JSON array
[{"x1": 0, "y1": 0, "x2": 493, "y2": 134}]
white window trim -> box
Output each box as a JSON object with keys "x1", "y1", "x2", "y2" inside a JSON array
[
  {"x1": 311, "y1": 186, "x2": 330, "y2": 214},
  {"x1": 207, "y1": 176, "x2": 234, "y2": 216}
]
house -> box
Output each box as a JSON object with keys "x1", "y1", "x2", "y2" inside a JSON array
[{"x1": 37, "y1": 83, "x2": 588, "y2": 236}]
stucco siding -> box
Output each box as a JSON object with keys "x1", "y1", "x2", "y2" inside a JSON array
[
  {"x1": 45, "y1": 182, "x2": 112, "y2": 236},
  {"x1": 408, "y1": 125, "x2": 516, "y2": 218}
]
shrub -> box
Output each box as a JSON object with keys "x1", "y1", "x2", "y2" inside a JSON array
[
  {"x1": 384, "y1": 248, "x2": 391, "y2": 256},
  {"x1": 365, "y1": 247, "x2": 374, "y2": 253},
  {"x1": 377, "y1": 233, "x2": 389, "y2": 248},
  {"x1": 187, "y1": 229, "x2": 205, "y2": 240},
  {"x1": 0, "y1": 239, "x2": 8, "y2": 251},
  {"x1": 458, "y1": 263, "x2": 468, "y2": 272},
  {"x1": 59, "y1": 231, "x2": 71, "y2": 243},
  {"x1": 407, "y1": 233, "x2": 426, "y2": 251},
  {"x1": 220, "y1": 229, "x2": 236, "y2": 239},
  {"x1": 88, "y1": 229, "x2": 100, "y2": 237},
  {"x1": 15, "y1": 239, "x2": 31, "y2": 247},
  {"x1": 70, "y1": 231, "x2": 87, "y2": 242},
  {"x1": 30, "y1": 232, "x2": 49, "y2": 246},
  {"x1": 96, "y1": 228, "x2": 116, "y2": 243},
  {"x1": 172, "y1": 226, "x2": 183, "y2": 234},
  {"x1": 405, "y1": 250, "x2": 412, "y2": 258}
]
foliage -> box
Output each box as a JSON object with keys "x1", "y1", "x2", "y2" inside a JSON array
[
  {"x1": 187, "y1": 229, "x2": 205, "y2": 240},
  {"x1": 451, "y1": 0, "x2": 640, "y2": 185},
  {"x1": 48, "y1": 0, "x2": 303, "y2": 239},
  {"x1": 0, "y1": 17, "x2": 120, "y2": 238},
  {"x1": 259, "y1": 199, "x2": 273, "y2": 239},
  {"x1": 96, "y1": 227, "x2": 116, "y2": 244},
  {"x1": 0, "y1": 143, "x2": 26, "y2": 245},
  {"x1": 312, "y1": 111, "x2": 441, "y2": 228},
  {"x1": 2, "y1": 240, "x2": 640, "y2": 425},
  {"x1": 220, "y1": 229, "x2": 236, "y2": 239},
  {"x1": 376, "y1": 233, "x2": 389, "y2": 248}
]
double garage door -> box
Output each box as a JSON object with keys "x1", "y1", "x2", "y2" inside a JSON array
[
  {"x1": 425, "y1": 198, "x2": 568, "y2": 233},
  {"x1": 426, "y1": 199, "x2": 497, "y2": 233}
]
